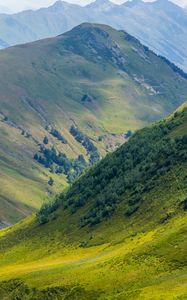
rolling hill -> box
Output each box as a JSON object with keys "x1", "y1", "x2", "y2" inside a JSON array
[
  {"x1": 0, "y1": 23, "x2": 187, "y2": 227},
  {"x1": 0, "y1": 103, "x2": 186, "y2": 299},
  {"x1": 0, "y1": 0, "x2": 187, "y2": 71}
]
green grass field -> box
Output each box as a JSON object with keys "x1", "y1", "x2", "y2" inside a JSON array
[{"x1": 0, "y1": 103, "x2": 186, "y2": 299}]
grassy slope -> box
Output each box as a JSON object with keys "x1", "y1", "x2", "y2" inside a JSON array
[
  {"x1": 0, "y1": 104, "x2": 186, "y2": 299},
  {"x1": 0, "y1": 121, "x2": 68, "y2": 227},
  {"x1": 0, "y1": 23, "x2": 187, "y2": 225}
]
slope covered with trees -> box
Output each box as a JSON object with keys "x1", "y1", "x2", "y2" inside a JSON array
[{"x1": 0, "y1": 103, "x2": 186, "y2": 299}]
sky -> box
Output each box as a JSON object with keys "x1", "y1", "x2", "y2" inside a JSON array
[{"x1": 0, "y1": 0, "x2": 186, "y2": 13}]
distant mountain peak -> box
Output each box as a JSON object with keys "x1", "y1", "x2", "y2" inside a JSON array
[
  {"x1": 50, "y1": 0, "x2": 72, "y2": 11},
  {"x1": 87, "y1": 0, "x2": 116, "y2": 11},
  {"x1": 52, "y1": 0, "x2": 63, "y2": 7}
]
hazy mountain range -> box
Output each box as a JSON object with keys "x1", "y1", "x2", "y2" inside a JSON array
[{"x1": 0, "y1": 0, "x2": 187, "y2": 71}]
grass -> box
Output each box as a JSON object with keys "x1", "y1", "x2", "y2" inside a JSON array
[
  {"x1": 0, "y1": 104, "x2": 186, "y2": 299},
  {"x1": 0, "y1": 214, "x2": 186, "y2": 299},
  {"x1": 0, "y1": 24, "x2": 187, "y2": 225},
  {"x1": 0, "y1": 121, "x2": 68, "y2": 225}
]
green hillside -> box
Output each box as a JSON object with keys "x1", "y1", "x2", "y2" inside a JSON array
[
  {"x1": 0, "y1": 103, "x2": 186, "y2": 299},
  {"x1": 0, "y1": 23, "x2": 187, "y2": 226}
]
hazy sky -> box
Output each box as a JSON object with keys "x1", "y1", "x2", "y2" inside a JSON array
[{"x1": 0, "y1": 0, "x2": 186, "y2": 12}]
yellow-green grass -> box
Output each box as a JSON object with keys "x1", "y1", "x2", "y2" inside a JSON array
[
  {"x1": 0, "y1": 216, "x2": 186, "y2": 299},
  {"x1": 0, "y1": 154, "x2": 186, "y2": 299},
  {"x1": 0, "y1": 104, "x2": 186, "y2": 299}
]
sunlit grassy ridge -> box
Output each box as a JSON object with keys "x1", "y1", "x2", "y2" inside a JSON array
[
  {"x1": 0, "y1": 103, "x2": 186, "y2": 299},
  {"x1": 0, "y1": 23, "x2": 187, "y2": 225}
]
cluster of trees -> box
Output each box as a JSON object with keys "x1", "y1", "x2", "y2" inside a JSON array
[
  {"x1": 34, "y1": 126, "x2": 101, "y2": 187},
  {"x1": 38, "y1": 110, "x2": 187, "y2": 226},
  {"x1": 34, "y1": 146, "x2": 87, "y2": 183},
  {"x1": 69, "y1": 125, "x2": 100, "y2": 164},
  {"x1": 50, "y1": 128, "x2": 68, "y2": 144},
  {"x1": 43, "y1": 125, "x2": 68, "y2": 145}
]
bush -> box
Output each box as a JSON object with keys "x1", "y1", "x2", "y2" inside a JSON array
[
  {"x1": 43, "y1": 136, "x2": 49, "y2": 145},
  {"x1": 48, "y1": 177, "x2": 54, "y2": 186}
]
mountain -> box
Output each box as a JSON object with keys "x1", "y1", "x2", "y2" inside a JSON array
[
  {"x1": 0, "y1": 38, "x2": 9, "y2": 49},
  {"x1": 1, "y1": 23, "x2": 187, "y2": 227},
  {"x1": 0, "y1": 103, "x2": 186, "y2": 299},
  {"x1": 87, "y1": 0, "x2": 116, "y2": 11},
  {"x1": 1, "y1": 22, "x2": 187, "y2": 227},
  {"x1": 0, "y1": 0, "x2": 187, "y2": 71},
  {"x1": 116, "y1": 0, "x2": 187, "y2": 72}
]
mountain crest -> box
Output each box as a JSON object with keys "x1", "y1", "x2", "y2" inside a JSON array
[
  {"x1": 86, "y1": 0, "x2": 116, "y2": 11},
  {"x1": 50, "y1": 0, "x2": 72, "y2": 11}
]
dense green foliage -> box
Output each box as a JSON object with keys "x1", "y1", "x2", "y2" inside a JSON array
[
  {"x1": 38, "y1": 107, "x2": 187, "y2": 226},
  {"x1": 34, "y1": 146, "x2": 88, "y2": 184},
  {"x1": 0, "y1": 279, "x2": 101, "y2": 300}
]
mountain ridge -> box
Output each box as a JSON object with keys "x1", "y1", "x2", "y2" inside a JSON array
[{"x1": 0, "y1": 0, "x2": 186, "y2": 71}]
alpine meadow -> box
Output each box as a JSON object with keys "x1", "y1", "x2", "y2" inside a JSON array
[
  {"x1": 0, "y1": 23, "x2": 187, "y2": 226},
  {"x1": 0, "y1": 101, "x2": 187, "y2": 299},
  {"x1": 0, "y1": 1, "x2": 187, "y2": 300}
]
